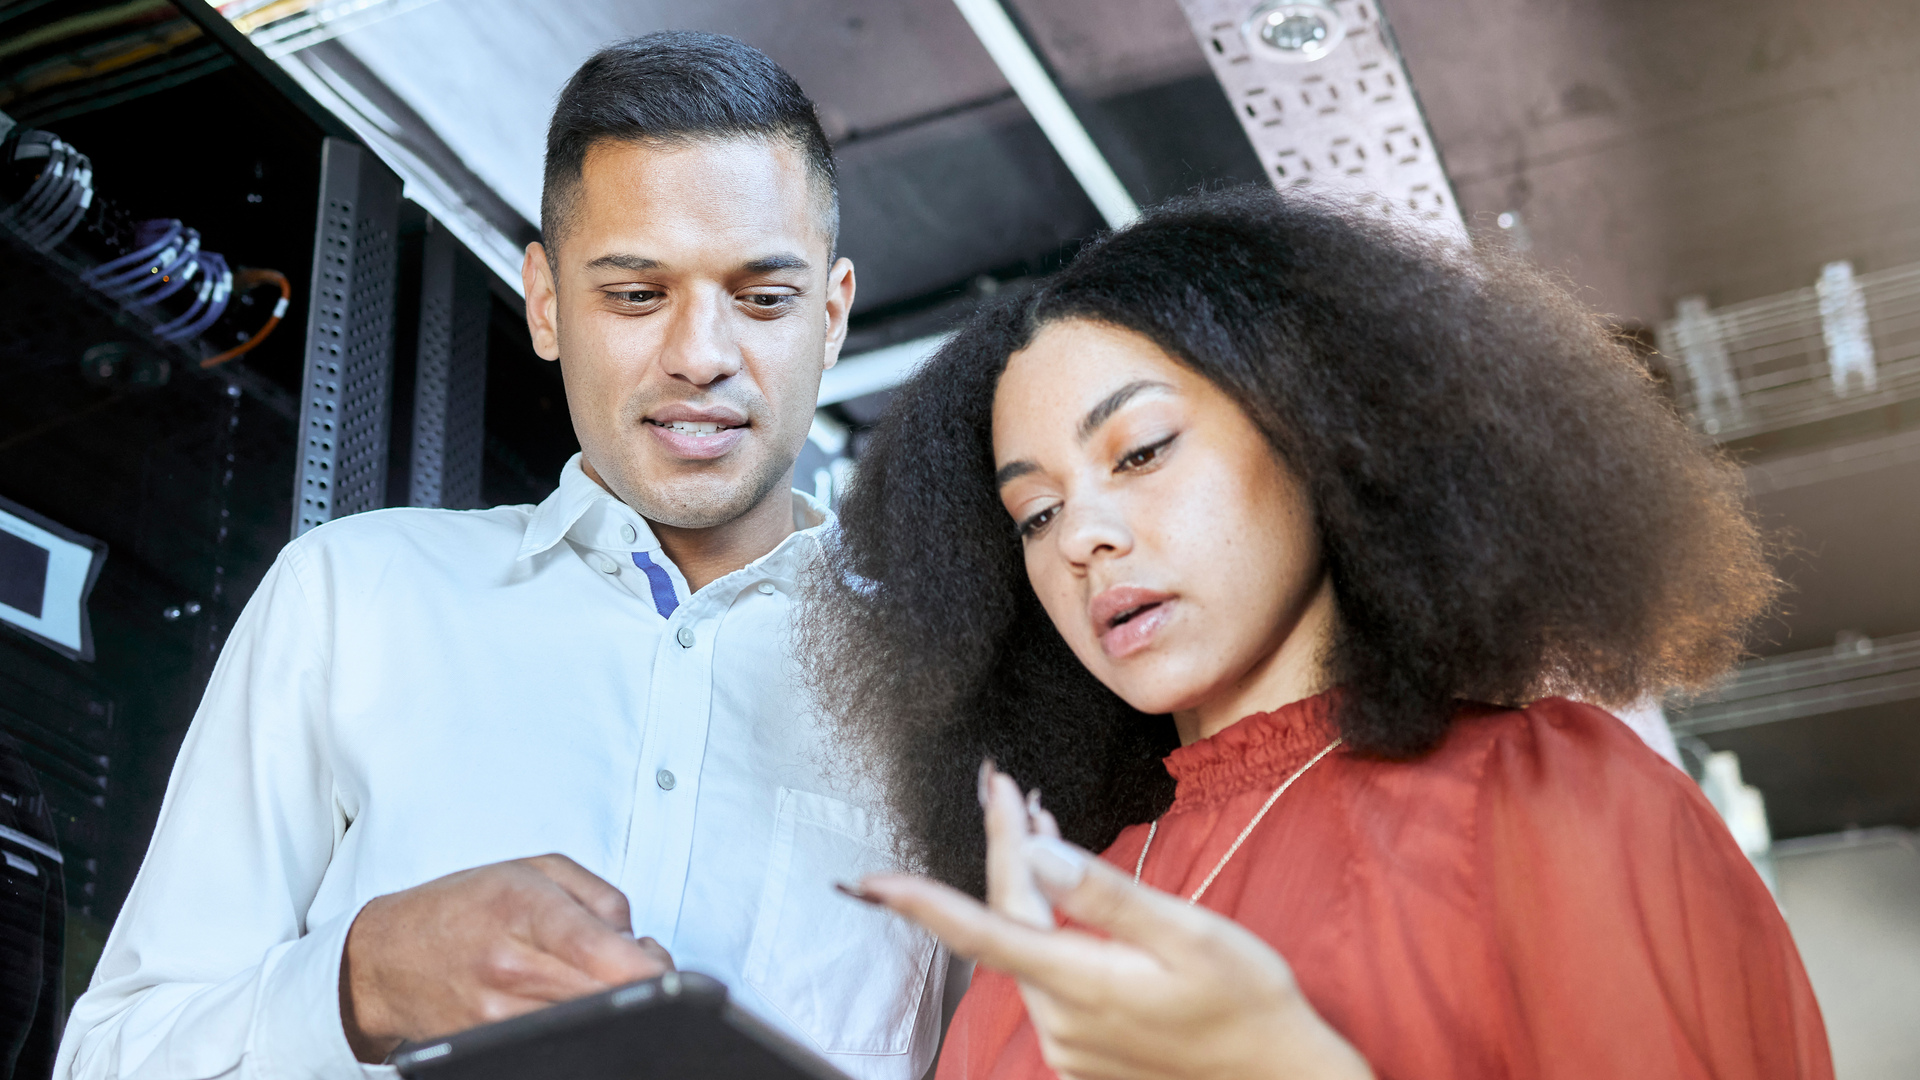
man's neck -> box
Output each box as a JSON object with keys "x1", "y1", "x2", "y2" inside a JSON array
[
  {"x1": 579, "y1": 458, "x2": 799, "y2": 592},
  {"x1": 650, "y1": 489, "x2": 797, "y2": 592}
]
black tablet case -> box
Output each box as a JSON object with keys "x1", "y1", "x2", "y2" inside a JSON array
[{"x1": 391, "y1": 972, "x2": 854, "y2": 1080}]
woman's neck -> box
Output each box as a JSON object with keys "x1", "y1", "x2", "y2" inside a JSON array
[{"x1": 1171, "y1": 574, "x2": 1339, "y2": 746}]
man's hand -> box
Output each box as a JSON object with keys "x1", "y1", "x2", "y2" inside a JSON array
[{"x1": 339, "y1": 854, "x2": 673, "y2": 1062}]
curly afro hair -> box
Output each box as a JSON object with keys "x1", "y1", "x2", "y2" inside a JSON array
[{"x1": 801, "y1": 188, "x2": 1776, "y2": 896}]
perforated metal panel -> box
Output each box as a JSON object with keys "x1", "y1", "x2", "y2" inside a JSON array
[
  {"x1": 408, "y1": 221, "x2": 489, "y2": 509},
  {"x1": 1174, "y1": 0, "x2": 1462, "y2": 234},
  {"x1": 294, "y1": 138, "x2": 401, "y2": 538}
]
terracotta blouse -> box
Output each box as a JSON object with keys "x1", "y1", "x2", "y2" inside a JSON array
[{"x1": 936, "y1": 694, "x2": 1833, "y2": 1080}]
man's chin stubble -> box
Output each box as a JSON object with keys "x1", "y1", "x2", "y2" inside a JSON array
[{"x1": 616, "y1": 462, "x2": 790, "y2": 532}]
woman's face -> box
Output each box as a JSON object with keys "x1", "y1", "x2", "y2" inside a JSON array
[{"x1": 992, "y1": 319, "x2": 1337, "y2": 742}]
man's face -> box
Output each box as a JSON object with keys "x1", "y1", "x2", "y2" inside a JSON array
[{"x1": 523, "y1": 137, "x2": 852, "y2": 529}]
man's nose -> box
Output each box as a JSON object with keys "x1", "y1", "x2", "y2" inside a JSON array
[{"x1": 658, "y1": 290, "x2": 744, "y2": 386}]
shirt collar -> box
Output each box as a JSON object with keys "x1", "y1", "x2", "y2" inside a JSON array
[
  {"x1": 516, "y1": 453, "x2": 836, "y2": 564},
  {"x1": 516, "y1": 454, "x2": 628, "y2": 561}
]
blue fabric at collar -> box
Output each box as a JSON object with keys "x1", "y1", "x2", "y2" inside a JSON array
[{"x1": 631, "y1": 550, "x2": 680, "y2": 619}]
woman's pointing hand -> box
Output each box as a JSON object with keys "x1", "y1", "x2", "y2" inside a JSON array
[{"x1": 853, "y1": 764, "x2": 1372, "y2": 1080}]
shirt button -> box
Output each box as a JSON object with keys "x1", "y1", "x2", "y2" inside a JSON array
[
  {"x1": 591, "y1": 553, "x2": 618, "y2": 574},
  {"x1": 620, "y1": 523, "x2": 638, "y2": 544},
  {"x1": 676, "y1": 626, "x2": 695, "y2": 648},
  {"x1": 656, "y1": 768, "x2": 677, "y2": 791},
  {"x1": 757, "y1": 582, "x2": 777, "y2": 595}
]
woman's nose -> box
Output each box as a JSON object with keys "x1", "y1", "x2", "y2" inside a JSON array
[{"x1": 1057, "y1": 497, "x2": 1134, "y2": 567}]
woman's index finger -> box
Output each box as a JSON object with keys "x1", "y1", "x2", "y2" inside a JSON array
[{"x1": 862, "y1": 873, "x2": 1141, "y2": 999}]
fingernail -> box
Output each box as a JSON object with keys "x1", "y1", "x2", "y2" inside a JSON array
[
  {"x1": 1025, "y1": 788, "x2": 1043, "y2": 820},
  {"x1": 1026, "y1": 835, "x2": 1089, "y2": 893},
  {"x1": 835, "y1": 881, "x2": 882, "y2": 906},
  {"x1": 978, "y1": 758, "x2": 996, "y2": 807}
]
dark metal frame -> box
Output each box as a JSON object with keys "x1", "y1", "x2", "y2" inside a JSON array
[
  {"x1": 294, "y1": 137, "x2": 402, "y2": 538},
  {"x1": 408, "y1": 221, "x2": 490, "y2": 509}
]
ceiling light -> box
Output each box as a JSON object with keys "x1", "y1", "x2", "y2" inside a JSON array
[{"x1": 1243, "y1": 1, "x2": 1346, "y2": 64}]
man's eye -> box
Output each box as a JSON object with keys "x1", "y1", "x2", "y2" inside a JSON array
[
  {"x1": 1017, "y1": 505, "x2": 1059, "y2": 539},
  {"x1": 742, "y1": 293, "x2": 792, "y2": 308},
  {"x1": 614, "y1": 290, "x2": 661, "y2": 304},
  {"x1": 1116, "y1": 434, "x2": 1175, "y2": 472}
]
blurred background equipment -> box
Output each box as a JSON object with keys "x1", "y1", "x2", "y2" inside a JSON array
[
  {"x1": 4, "y1": 0, "x2": 1918, "y2": 1071},
  {"x1": 0, "y1": 496, "x2": 107, "y2": 664},
  {"x1": 0, "y1": 731, "x2": 65, "y2": 1080}
]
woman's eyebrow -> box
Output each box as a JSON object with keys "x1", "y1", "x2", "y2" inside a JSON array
[
  {"x1": 995, "y1": 460, "x2": 1037, "y2": 488},
  {"x1": 1077, "y1": 380, "x2": 1174, "y2": 443}
]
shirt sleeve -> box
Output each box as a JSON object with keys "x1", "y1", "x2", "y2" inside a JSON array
[
  {"x1": 54, "y1": 542, "x2": 386, "y2": 1080},
  {"x1": 1475, "y1": 699, "x2": 1833, "y2": 1080}
]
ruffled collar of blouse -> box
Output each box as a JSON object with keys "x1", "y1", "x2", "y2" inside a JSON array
[{"x1": 1164, "y1": 690, "x2": 1341, "y2": 811}]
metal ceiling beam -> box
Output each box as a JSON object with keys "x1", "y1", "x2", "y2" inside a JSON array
[
  {"x1": 1668, "y1": 630, "x2": 1920, "y2": 737},
  {"x1": 273, "y1": 43, "x2": 533, "y2": 293},
  {"x1": 949, "y1": 0, "x2": 1139, "y2": 230},
  {"x1": 813, "y1": 0, "x2": 1142, "y2": 411}
]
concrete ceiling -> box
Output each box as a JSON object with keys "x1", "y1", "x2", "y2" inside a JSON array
[{"x1": 1385, "y1": 0, "x2": 1920, "y2": 327}]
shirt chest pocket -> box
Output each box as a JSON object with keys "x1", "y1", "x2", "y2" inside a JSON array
[{"x1": 743, "y1": 787, "x2": 939, "y2": 1057}]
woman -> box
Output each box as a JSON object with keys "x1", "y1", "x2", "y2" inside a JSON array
[{"x1": 806, "y1": 189, "x2": 1831, "y2": 1080}]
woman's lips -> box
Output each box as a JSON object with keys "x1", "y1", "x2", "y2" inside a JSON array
[
  {"x1": 644, "y1": 419, "x2": 748, "y2": 460},
  {"x1": 1090, "y1": 586, "x2": 1176, "y2": 660}
]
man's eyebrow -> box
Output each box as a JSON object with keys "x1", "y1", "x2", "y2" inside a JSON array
[
  {"x1": 742, "y1": 253, "x2": 812, "y2": 274},
  {"x1": 995, "y1": 460, "x2": 1038, "y2": 489},
  {"x1": 584, "y1": 253, "x2": 661, "y2": 273},
  {"x1": 1077, "y1": 380, "x2": 1173, "y2": 443}
]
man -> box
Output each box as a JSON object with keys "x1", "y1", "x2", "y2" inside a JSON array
[{"x1": 57, "y1": 33, "x2": 946, "y2": 1079}]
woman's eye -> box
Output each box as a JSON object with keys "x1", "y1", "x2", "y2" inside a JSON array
[
  {"x1": 1017, "y1": 505, "x2": 1059, "y2": 539},
  {"x1": 1116, "y1": 434, "x2": 1175, "y2": 473}
]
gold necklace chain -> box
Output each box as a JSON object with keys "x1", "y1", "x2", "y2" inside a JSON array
[{"x1": 1133, "y1": 737, "x2": 1342, "y2": 905}]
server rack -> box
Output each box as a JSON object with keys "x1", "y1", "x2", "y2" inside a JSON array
[{"x1": 0, "y1": 0, "x2": 496, "y2": 1031}]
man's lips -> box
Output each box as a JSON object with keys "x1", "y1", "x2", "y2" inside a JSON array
[
  {"x1": 642, "y1": 410, "x2": 748, "y2": 461},
  {"x1": 647, "y1": 402, "x2": 746, "y2": 426},
  {"x1": 1089, "y1": 586, "x2": 1176, "y2": 659}
]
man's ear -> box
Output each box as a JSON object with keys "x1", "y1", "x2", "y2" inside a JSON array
[
  {"x1": 822, "y1": 256, "x2": 856, "y2": 371},
  {"x1": 523, "y1": 241, "x2": 561, "y2": 362}
]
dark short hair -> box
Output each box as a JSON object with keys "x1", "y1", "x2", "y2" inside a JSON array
[
  {"x1": 541, "y1": 31, "x2": 838, "y2": 261},
  {"x1": 802, "y1": 188, "x2": 1776, "y2": 896}
]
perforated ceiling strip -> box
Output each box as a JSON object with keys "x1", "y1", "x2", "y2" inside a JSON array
[{"x1": 1174, "y1": 0, "x2": 1463, "y2": 235}]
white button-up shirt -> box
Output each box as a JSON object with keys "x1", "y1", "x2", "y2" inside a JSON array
[{"x1": 57, "y1": 456, "x2": 945, "y2": 1080}]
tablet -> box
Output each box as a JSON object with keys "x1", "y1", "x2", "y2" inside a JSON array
[{"x1": 391, "y1": 971, "x2": 853, "y2": 1080}]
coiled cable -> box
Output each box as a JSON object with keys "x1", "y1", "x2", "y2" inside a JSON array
[
  {"x1": 2, "y1": 122, "x2": 282, "y2": 362},
  {"x1": 0, "y1": 128, "x2": 92, "y2": 251},
  {"x1": 80, "y1": 218, "x2": 236, "y2": 344}
]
